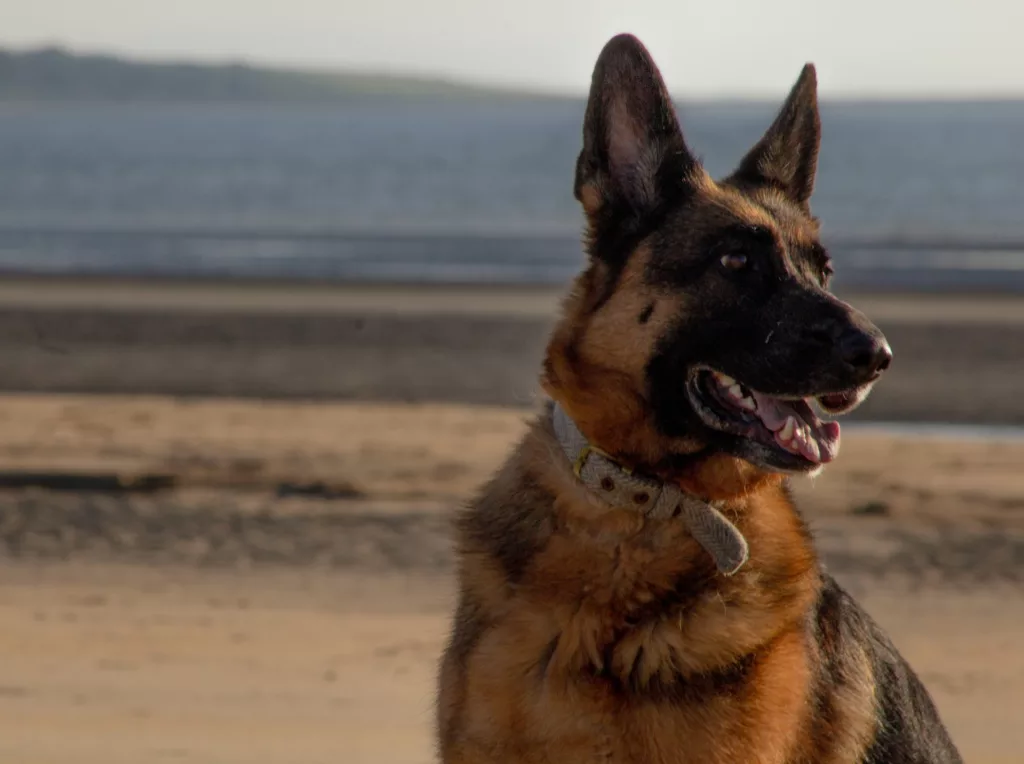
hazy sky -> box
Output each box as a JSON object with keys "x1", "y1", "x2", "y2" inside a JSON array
[{"x1": 4, "y1": 0, "x2": 1024, "y2": 97}]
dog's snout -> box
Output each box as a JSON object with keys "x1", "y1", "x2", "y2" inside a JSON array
[{"x1": 838, "y1": 328, "x2": 892, "y2": 376}]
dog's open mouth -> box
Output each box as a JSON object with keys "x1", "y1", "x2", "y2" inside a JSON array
[{"x1": 686, "y1": 369, "x2": 870, "y2": 467}]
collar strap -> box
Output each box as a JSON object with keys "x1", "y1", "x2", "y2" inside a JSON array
[{"x1": 551, "y1": 404, "x2": 749, "y2": 576}]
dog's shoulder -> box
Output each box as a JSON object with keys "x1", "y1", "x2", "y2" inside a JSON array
[{"x1": 808, "y1": 575, "x2": 964, "y2": 764}]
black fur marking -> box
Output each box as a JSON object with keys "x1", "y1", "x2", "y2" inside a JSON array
[
  {"x1": 643, "y1": 243, "x2": 887, "y2": 460},
  {"x1": 625, "y1": 645, "x2": 759, "y2": 703},
  {"x1": 459, "y1": 471, "x2": 553, "y2": 584},
  {"x1": 626, "y1": 646, "x2": 647, "y2": 688},
  {"x1": 439, "y1": 595, "x2": 492, "y2": 752},
  {"x1": 803, "y1": 576, "x2": 859, "y2": 761},
  {"x1": 622, "y1": 571, "x2": 716, "y2": 635},
  {"x1": 584, "y1": 257, "x2": 631, "y2": 316},
  {"x1": 448, "y1": 595, "x2": 491, "y2": 670},
  {"x1": 638, "y1": 303, "x2": 655, "y2": 324},
  {"x1": 862, "y1": 629, "x2": 964, "y2": 763},
  {"x1": 535, "y1": 635, "x2": 560, "y2": 680},
  {"x1": 653, "y1": 446, "x2": 714, "y2": 477},
  {"x1": 645, "y1": 223, "x2": 778, "y2": 289},
  {"x1": 812, "y1": 576, "x2": 963, "y2": 763}
]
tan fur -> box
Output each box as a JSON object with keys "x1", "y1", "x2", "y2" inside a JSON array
[
  {"x1": 542, "y1": 247, "x2": 705, "y2": 468},
  {"x1": 694, "y1": 173, "x2": 777, "y2": 230}
]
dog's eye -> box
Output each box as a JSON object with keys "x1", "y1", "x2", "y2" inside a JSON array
[{"x1": 719, "y1": 252, "x2": 749, "y2": 271}]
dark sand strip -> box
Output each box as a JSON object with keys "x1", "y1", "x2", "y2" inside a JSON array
[{"x1": 0, "y1": 278, "x2": 1019, "y2": 423}]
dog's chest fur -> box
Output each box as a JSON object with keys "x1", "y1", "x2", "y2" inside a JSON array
[{"x1": 436, "y1": 425, "x2": 873, "y2": 764}]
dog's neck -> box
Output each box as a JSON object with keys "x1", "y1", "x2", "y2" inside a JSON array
[{"x1": 550, "y1": 403, "x2": 749, "y2": 576}]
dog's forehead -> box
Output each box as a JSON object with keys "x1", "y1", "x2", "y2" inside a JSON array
[
  {"x1": 666, "y1": 176, "x2": 822, "y2": 253},
  {"x1": 747, "y1": 186, "x2": 823, "y2": 247},
  {"x1": 692, "y1": 175, "x2": 777, "y2": 229}
]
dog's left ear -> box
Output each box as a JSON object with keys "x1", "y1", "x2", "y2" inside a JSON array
[{"x1": 729, "y1": 64, "x2": 820, "y2": 209}]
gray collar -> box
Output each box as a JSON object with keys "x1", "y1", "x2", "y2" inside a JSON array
[{"x1": 551, "y1": 403, "x2": 749, "y2": 576}]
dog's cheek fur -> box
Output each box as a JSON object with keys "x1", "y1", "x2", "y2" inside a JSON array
[{"x1": 542, "y1": 246, "x2": 708, "y2": 467}]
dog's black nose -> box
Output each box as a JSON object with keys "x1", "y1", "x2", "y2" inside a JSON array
[{"x1": 839, "y1": 329, "x2": 892, "y2": 376}]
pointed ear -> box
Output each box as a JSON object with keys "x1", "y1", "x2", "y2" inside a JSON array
[
  {"x1": 730, "y1": 64, "x2": 821, "y2": 208},
  {"x1": 574, "y1": 34, "x2": 699, "y2": 221}
]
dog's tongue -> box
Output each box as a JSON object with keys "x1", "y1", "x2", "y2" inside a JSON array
[{"x1": 749, "y1": 391, "x2": 840, "y2": 464}]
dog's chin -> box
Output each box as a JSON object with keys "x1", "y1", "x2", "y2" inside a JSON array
[
  {"x1": 724, "y1": 437, "x2": 827, "y2": 477},
  {"x1": 684, "y1": 367, "x2": 878, "y2": 476}
]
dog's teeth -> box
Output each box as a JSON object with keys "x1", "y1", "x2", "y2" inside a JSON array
[
  {"x1": 779, "y1": 416, "x2": 796, "y2": 440},
  {"x1": 806, "y1": 438, "x2": 821, "y2": 461},
  {"x1": 774, "y1": 415, "x2": 803, "y2": 456},
  {"x1": 726, "y1": 383, "x2": 757, "y2": 412}
]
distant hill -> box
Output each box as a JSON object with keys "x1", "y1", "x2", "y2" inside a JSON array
[{"x1": 0, "y1": 47, "x2": 549, "y2": 102}]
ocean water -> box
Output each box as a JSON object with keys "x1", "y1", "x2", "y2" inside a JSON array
[{"x1": 2, "y1": 98, "x2": 1024, "y2": 289}]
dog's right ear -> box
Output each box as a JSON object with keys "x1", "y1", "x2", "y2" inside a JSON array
[{"x1": 574, "y1": 35, "x2": 699, "y2": 227}]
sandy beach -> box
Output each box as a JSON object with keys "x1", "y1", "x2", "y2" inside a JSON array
[{"x1": 0, "y1": 278, "x2": 1022, "y2": 763}]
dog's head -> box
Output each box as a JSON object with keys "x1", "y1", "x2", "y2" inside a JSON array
[{"x1": 542, "y1": 34, "x2": 891, "y2": 491}]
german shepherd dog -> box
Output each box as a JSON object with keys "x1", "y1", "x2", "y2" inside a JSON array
[{"x1": 438, "y1": 34, "x2": 962, "y2": 764}]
